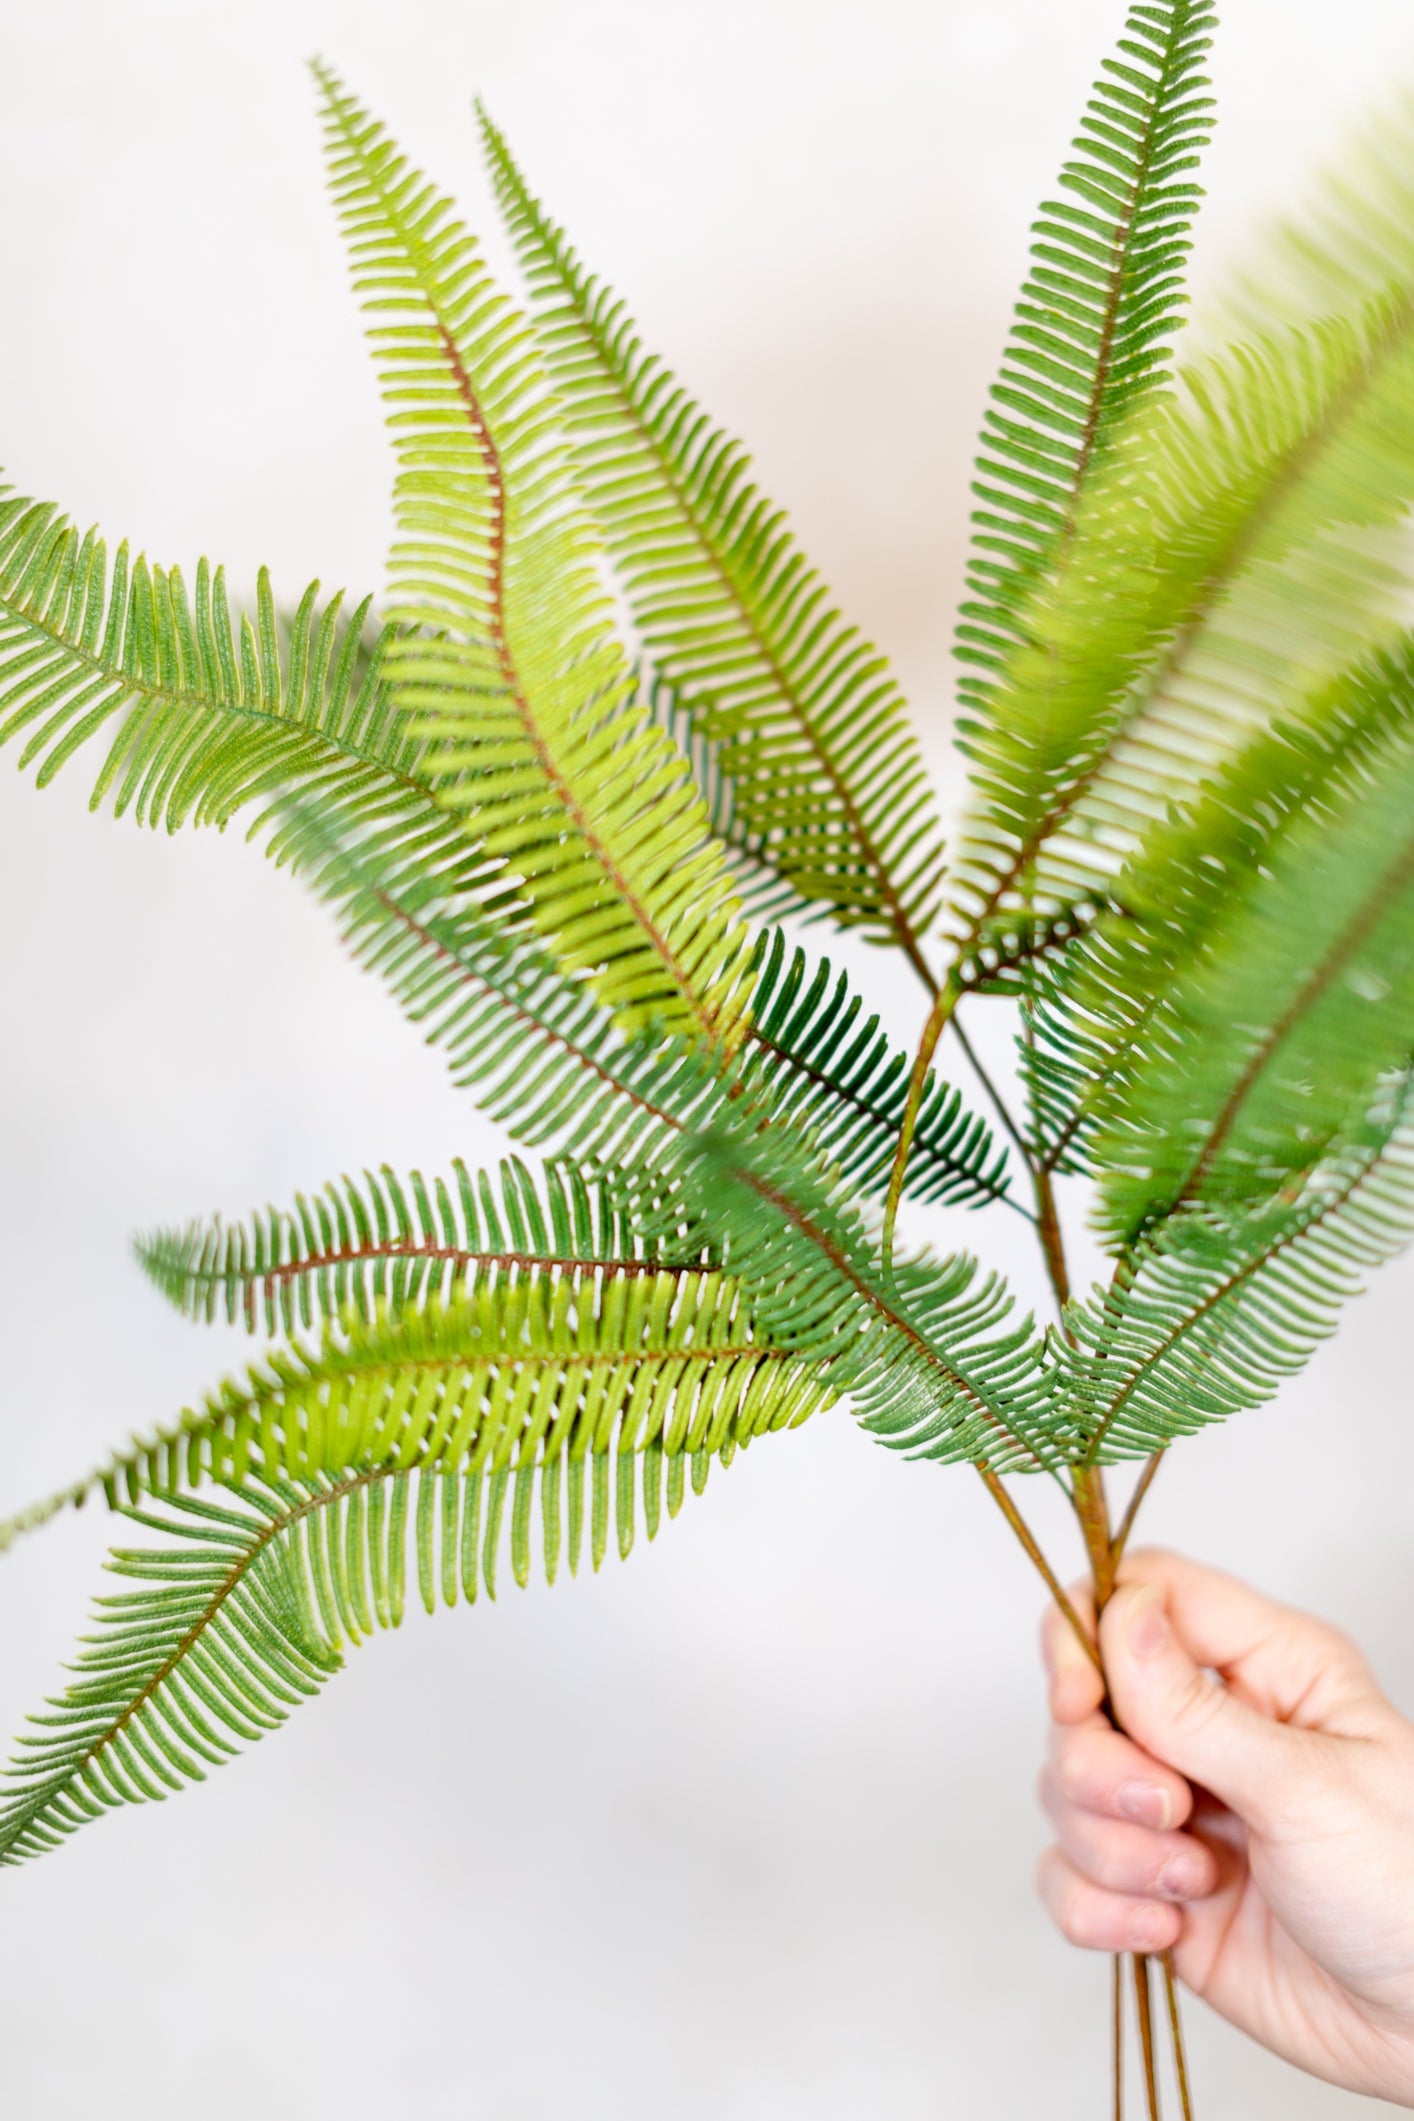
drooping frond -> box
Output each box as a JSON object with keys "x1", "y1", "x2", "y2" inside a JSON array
[
  {"x1": 480, "y1": 110, "x2": 945, "y2": 968},
  {"x1": 0, "y1": 1373, "x2": 820, "y2": 1868},
  {"x1": 1024, "y1": 636, "x2": 1414, "y2": 1173},
  {"x1": 954, "y1": 0, "x2": 1215, "y2": 715},
  {"x1": 137, "y1": 1156, "x2": 699, "y2": 1337},
  {"x1": 0, "y1": 496, "x2": 498, "y2": 900},
  {"x1": 2, "y1": 1272, "x2": 834, "y2": 1566},
  {"x1": 663, "y1": 1120, "x2": 1054, "y2": 1473},
  {"x1": 951, "y1": 292, "x2": 1414, "y2": 938},
  {"x1": 1059, "y1": 1076, "x2": 1414, "y2": 1462},
  {"x1": 314, "y1": 70, "x2": 754, "y2": 1047},
  {"x1": 1093, "y1": 714, "x2": 1414, "y2": 1243}
]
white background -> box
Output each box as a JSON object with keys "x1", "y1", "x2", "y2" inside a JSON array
[{"x1": 2, "y1": 0, "x2": 1413, "y2": 2113}]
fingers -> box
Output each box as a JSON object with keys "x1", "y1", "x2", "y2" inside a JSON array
[
  {"x1": 1048, "y1": 1719, "x2": 1192, "y2": 1834},
  {"x1": 1041, "y1": 1586, "x2": 1101, "y2": 1725},
  {"x1": 1114, "y1": 1548, "x2": 1379, "y2": 1732},
  {"x1": 1099, "y1": 1580, "x2": 1307, "y2": 1831},
  {"x1": 1036, "y1": 1846, "x2": 1183, "y2": 1956},
  {"x1": 1041, "y1": 1771, "x2": 1216, "y2": 1902}
]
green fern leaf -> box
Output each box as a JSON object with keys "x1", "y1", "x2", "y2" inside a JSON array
[
  {"x1": 955, "y1": 0, "x2": 1215, "y2": 715},
  {"x1": 1060, "y1": 1075, "x2": 1414, "y2": 1462},
  {"x1": 136, "y1": 1156, "x2": 698, "y2": 1337},
  {"x1": 0, "y1": 497, "x2": 496, "y2": 892},
  {"x1": 953, "y1": 297, "x2": 1414, "y2": 937},
  {"x1": 2, "y1": 1266, "x2": 833, "y2": 1565},
  {"x1": 480, "y1": 110, "x2": 945, "y2": 967},
  {"x1": 1024, "y1": 636, "x2": 1414, "y2": 1174},
  {"x1": 665, "y1": 1119, "x2": 1054, "y2": 1474},
  {"x1": 1092, "y1": 712, "x2": 1414, "y2": 1242},
  {"x1": 315, "y1": 69, "x2": 754, "y2": 1047}
]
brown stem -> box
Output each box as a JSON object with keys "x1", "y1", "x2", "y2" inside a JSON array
[
  {"x1": 1113, "y1": 1450, "x2": 1166, "y2": 1564},
  {"x1": 1163, "y1": 1953, "x2": 1193, "y2": 2121},
  {"x1": 1133, "y1": 1953, "x2": 1162, "y2": 2119},
  {"x1": 977, "y1": 1466, "x2": 1101, "y2": 1674},
  {"x1": 1113, "y1": 1954, "x2": 1125, "y2": 2121}
]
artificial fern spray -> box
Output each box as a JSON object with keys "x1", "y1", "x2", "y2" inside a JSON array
[{"x1": 5, "y1": 5, "x2": 1414, "y2": 2110}]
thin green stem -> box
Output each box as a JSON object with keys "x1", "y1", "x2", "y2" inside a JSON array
[
  {"x1": 1133, "y1": 1953, "x2": 1162, "y2": 2119},
  {"x1": 881, "y1": 972, "x2": 961, "y2": 1269}
]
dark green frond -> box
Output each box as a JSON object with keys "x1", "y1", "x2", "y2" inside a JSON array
[
  {"x1": 480, "y1": 110, "x2": 945, "y2": 965},
  {"x1": 1060, "y1": 1077, "x2": 1414, "y2": 1462},
  {"x1": 743, "y1": 930, "x2": 1015, "y2": 1212},
  {"x1": 137, "y1": 1156, "x2": 700, "y2": 1337},
  {"x1": 664, "y1": 1120, "x2": 1054, "y2": 1474},
  {"x1": 315, "y1": 71, "x2": 754, "y2": 1047},
  {"x1": 1024, "y1": 636, "x2": 1414, "y2": 1175},
  {"x1": 955, "y1": 0, "x2": 1215, "y2": 712}
]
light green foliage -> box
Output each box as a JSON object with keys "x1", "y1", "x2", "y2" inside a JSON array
[
  {"x1": 6, "y1": 8, "x2": 1414, "y2": 1872},
  {"x1": 316, "y1": 70, "x2": 755, "y2": 1048}
]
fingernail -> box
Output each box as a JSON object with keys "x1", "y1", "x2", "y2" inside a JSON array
[
  {"x1": 1115, "y1": 1780, "x2": 1173, "y2": 1830},
  {"x1": 1158, "y1": 1855, "x2": 1207, "y2": 1901},
  {"x1": 1127, "y1": 1587, "x2": 1169, "y2": 1660}
]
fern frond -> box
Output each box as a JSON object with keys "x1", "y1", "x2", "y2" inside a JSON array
[
  {"x1": 1060, "y1": 1076, "x2": 1414, "y2": 1461},
  {"x1": 1092, "y1": 712, "x2": 1414, "y2": 1242},
  {"x1": 136, "y1": 1156, "x2": 698, "y2": 1337},
  {"x1": 314, "y1": 70, "x2": 754, "y2": 1047},
  {"x1": 665, "y1": 1120, "x2": 1054, "y2": 1474},
  {"x1": 1024, "y1": 636, "x2": 1414, "y2": 1173},
  {"x1": 480, "y1": 110, "x2": 945, "y2": 966},
  {"x1": 952, "y1": 293, "x2": 1414, "y2": 936},
  {"x1": 289, "y1": 806, "x2": 1010, "y2": 1211},
  {"x1": 955, "y1": 0, "x2": 1215, "y2": 713},
  {"x1": 2, "y1": 1271, "x2": 834, "y2": 1566},
  {"x1": 0, "y1": 1382, "x2": 817, "y2": 1867},
  {"x1": 0, "y1": 497, "x2": 499, "y2": 897}
]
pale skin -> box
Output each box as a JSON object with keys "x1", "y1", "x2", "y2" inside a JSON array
[{"x1": 1038, "y1": 1548, "x2": 1414, "y2": 2105}]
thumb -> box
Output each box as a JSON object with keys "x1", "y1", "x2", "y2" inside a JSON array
[{"x1": 1100, "y1": 1581, "x2": 1300, "y2": 1830}]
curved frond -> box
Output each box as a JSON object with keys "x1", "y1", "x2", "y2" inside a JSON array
[
  {"x1": 480, "y1": 110, "x2": 945, "y2": 966},
  {"x1": 1025, "y1": 636, "x2": 1414, "y2": 1173},
  {"x1": 0, "y1": 1351, "x2": 819, "y2": 1868},
  {"x1": 1061, "y1": 1077, "x2": 1414, "y2": 1462},
  {"x1": 952, "y1": 297, "x2": 1414, "y2": 937},
  {"x1": 955, "y1": 0, "x2": 1215, "y2": 714},
  {"x1": 315, "y1": 70, "x2": 754, "y2": 1046},
  {"x1": 1093, "y1": 714, "x2": 1414, "y2": 1242},
  {"x1": 2, "y1": 1272, "x2": 834, "y2": 1566},
  {"x1": 0, "y1": 496, "x2": 496, "y2": 896}
]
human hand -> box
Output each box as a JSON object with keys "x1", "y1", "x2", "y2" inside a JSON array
[{"x1": 1038, "y1": 1548, "x2": 1414, "y2": 2105}]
